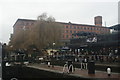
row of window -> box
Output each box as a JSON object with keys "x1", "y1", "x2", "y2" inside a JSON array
[
  {"x1": 18, "y1": 22, "x2": 34, "y2": 26},
  {"x1": 65, "y1": 30, "x2": 78, "y2": 33},
  {"x1": 64, "y1": 30, "x2": 108, "y2": 34},
  {"x1": 65, "y1": 25, "x2": 108, "y2": 31},
  {"x1": 62, "y1": 35, "x2": 79, "y2": 39}
]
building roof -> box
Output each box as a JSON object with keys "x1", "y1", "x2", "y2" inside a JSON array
[
  {"x1": 13, "y1": 18, "x2": 108, "y2": 28},
  {"x1": 57, "y1": 22, "x2": 106, "y2": 28},
  {"x1": 13, "y1": 18, "x2": 36, "y2": 27}
]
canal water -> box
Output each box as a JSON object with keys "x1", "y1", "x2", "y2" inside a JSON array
[
  {"x1": 2, "y1": 66, "x2": 73, "y2": 80},
  {"x1": 2, "y1": 66, "x2": 92, "y2": 80}
]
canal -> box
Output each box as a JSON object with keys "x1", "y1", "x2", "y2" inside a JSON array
[{"x1": 2, "y1": 66, "x2": 91, "y2": 80}]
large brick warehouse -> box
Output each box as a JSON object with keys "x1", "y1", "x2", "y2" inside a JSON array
[{"x1": 11, "y1": 16, "x2": 110, "y2": 46}]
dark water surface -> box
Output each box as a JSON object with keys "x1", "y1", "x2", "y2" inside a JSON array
[{"x1": 2, "y1": 66, "x2": 91, "y2": 80}]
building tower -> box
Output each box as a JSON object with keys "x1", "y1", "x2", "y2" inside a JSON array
[{"x1": 94, "y1": 16, "x2": 102, "y2": 26}]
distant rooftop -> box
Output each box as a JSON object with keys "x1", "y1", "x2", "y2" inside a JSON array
[{"x1": 109, "y1": 24, "x2": 120, "y2": 30}]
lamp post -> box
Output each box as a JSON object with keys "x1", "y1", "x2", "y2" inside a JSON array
[{"x1": 52, "y1": 43, "x2": 55, "y2": 54}]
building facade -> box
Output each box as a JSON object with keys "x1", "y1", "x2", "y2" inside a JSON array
[{"x1": 12, "y1": 16, "x2": 110, "y2": 42}]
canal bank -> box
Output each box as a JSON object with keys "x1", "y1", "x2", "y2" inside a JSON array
[
  {"x1": 27, "y1": 63, "x2": 120, "y2": 79},
  {"x1": 42, "y1": 60, "x2": 120, "y2": 73},
  {"x1": 2, "y1": 63, "x2": 120, "y2": 80}
]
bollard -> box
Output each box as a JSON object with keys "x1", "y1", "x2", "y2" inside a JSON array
[
  {"x1": 48, "y1": 61, "x2": 50, "y2": 67},
  {"x1": 80, "y1": 62, "x2": 83, "y2": 70},
  {"x1": 84, "y1": 58, "x2": 87, "y2": 69},
  {"x1": 107, "y1": 67, "x2": 111, "y2": 77}
]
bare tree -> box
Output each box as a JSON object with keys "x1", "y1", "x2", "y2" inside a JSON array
[
  {"x1": 30, "y1": 13, "x2": 63, "y2": 50},
  {"x1": 9, "y1": 13, "x2": 63, "y2": 52}
]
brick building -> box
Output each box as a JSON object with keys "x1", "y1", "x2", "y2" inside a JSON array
[{"x1": 11, "y1": 16, "x2": 110, "y2": 44}]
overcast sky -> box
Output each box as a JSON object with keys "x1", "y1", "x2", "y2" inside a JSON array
[{"x1": 0, "y1": 0, "x2": 119, "y2": 44}]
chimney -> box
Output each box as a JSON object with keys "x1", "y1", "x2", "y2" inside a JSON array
[{"x1": 94, "y1": 16, "x2": 102, "y2": 26}]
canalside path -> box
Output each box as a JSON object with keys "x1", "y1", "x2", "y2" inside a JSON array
[{"x1": 27, "y1": 63, "x2": 120, "y2": 79}]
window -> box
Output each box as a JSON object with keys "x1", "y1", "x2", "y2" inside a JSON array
[
  {"x1": 70, "y1": 25, "x2": 72, "y2": 29},
  {"x1": 74, "y1": 26, "x2": 76, "y2": 29},
  {"x1": 66, "y1": 26, "x2": 68, "y2": 28},
  {"x1": 77, "y1": 26, "x2": 79, "y2": 29},
  {"x1": 74, "y1": 31, "x2": 76, "y2": 33},
  {"x1": 91, "y1": 27, "x2": 92, "y2": 30},
  {"x1": 87, "y1": 27, "x2": 88, "y2": 30},
  {"x1": 91, "y1": 27, "x2": 94, "y2": 30},
  {"x1": 70, "y1": 30, "x2": 72, "y2": 33},
  {"x1": 84, "y1": 27, "x2": 86, "y2": 30}
]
